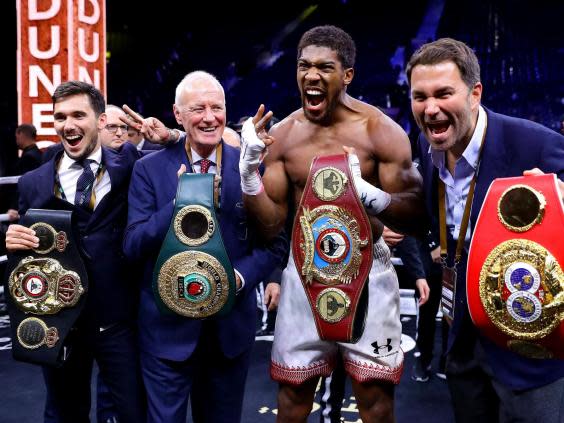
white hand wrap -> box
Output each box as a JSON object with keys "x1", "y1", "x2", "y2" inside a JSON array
[
  {"x1": 239, "y1": 118, "x2": 265, "y2": 195},
  {"x1": 348, "y1": 153, "x2": 391, "y2": 215}
]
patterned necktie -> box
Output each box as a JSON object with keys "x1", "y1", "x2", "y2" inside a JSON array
[
  {"x1": 199, "y1": 158, "x2": 212, "y2": 174},
  {"x1": 74, "y1": 159, "x2": 95, "y2": 210}
]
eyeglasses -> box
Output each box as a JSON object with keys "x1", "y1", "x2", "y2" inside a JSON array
[{"x1": 104, "y1": 124, "x2": 128, "y2": 133}]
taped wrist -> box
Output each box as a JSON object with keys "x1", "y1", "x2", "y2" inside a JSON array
[
  {"x1": 354, "y1": 177, "x2": 391, "y2": 215},
  {"x1": 239, "y1": 118, "x2": 266, "y2": 195},
  {"x1": 240, "y1": 169, "x2": 264, "y2": 195},
  {"x1": 347, "y1": 152, "x2": 390, "y2": 215}
]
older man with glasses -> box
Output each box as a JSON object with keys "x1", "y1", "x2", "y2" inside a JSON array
[{"x1": 100, "y1": 105, "x2": 129, "y2": 150}]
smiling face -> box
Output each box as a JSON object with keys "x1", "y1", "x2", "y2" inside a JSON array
[
  {"x1": 410, "y1": 61, "x2": 482, "y2": 157},
  {"x1": 297, "y1": 45, "x2": 353, "y2": 124},
  {"x1": 53, "y1": 94, "x2": 105, "y2": 160},
  {"x1": 173, "y1": 77, "x2": 226, "y2": 157}
]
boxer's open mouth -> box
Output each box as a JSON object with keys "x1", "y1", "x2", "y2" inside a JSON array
[
  {"x1": 64, "y1": 134, "x2": 83, "y2": 147},
  {"x1": 305, "y1": 89, "x2": 326, "y2": 110}
]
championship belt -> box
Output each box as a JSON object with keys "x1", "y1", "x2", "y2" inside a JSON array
[
  {"x1": 153, "y1": 173, "x2": 236, "y2": 318},
  {"x1": 292, "y1": 154, "x2": 373, "y2": 343},
  {"x1": 4, "y1": 209, "x2": 88, "y2": 366},
  {"x1": 467, "y1": 174, "x2": 564, "y2": 359}
]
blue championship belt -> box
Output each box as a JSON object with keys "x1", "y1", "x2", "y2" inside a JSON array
[
  {"x1": 153, "y1": 173, "x2": 236, "y2": 318},
  {"x1": 4, "y1": 209, "x2": 88, "y2": 367}
]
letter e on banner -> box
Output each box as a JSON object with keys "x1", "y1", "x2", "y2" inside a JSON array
[{"x1": 17, "y1": 0, "x2": 106, "y2": 142}]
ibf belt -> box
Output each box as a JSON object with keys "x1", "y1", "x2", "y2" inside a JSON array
[
  {"x1": 153, "y1": 173, "x2": 236, "y2": 318},
  {"x1": 467, "y1": 174, "x2": 564, "y2": 359},
  {"x1": 4, "y1": 209, "x2": 88, "y2": 366},
  {"x1": 292, "y1": 154, "x2": 373, "y2": 343}
]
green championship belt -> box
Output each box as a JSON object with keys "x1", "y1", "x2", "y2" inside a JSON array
[
  {"x1": 4, "y1": 209, "x2": 88, "y2": 367},
  {"x1": 153, "y1": 173, "x2": 236, "y2": 318}
]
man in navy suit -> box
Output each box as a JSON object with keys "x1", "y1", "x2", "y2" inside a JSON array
[
  {"x1": 407, "y1": 38, "x2": 564, "y2": 422},
  {"x1": 5, "y1": 81, "x2": 147, "y2": 423},
  {"x1": 123, "y1": 71, "x2": 287, "y2": 423}
]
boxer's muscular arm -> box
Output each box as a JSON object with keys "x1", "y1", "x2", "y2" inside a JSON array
[
  {"x1": 240, "y1": 106, "x2": 289, "y2": 240},
  {"x1": 373, "y1": 119, "x2": 426, "y2": 236},
  {"x1": 243, "y1": 153, "x2": 289, "y2": 240}
]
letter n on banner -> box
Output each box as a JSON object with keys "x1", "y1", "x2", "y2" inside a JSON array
[{"x1": 17, "y1": 0, "x2": 106, "y2": 145}]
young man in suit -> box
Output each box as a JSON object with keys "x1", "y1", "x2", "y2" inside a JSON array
[
  {"x1": 407, "y1": 38, "x2": 564, "y2": 423},
  {"x1": 123, "y1": 71, "x2": 287, "y2": 423},
  {"x1": 5, "y1": 81, "x2": 149, "y2": 422}
]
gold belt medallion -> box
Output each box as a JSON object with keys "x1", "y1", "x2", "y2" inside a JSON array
[
  {"x1": 174, "y1": 205, "x2": 215, "y2": 247},
  {"x1": 312, "y1": 167, "x2": 348, "y2": 201},
  {"x1": 8, "y1": 256, "x2": 84, "y2": 314},
  {"x1": 316, "y1": 287, "x2": 351, "y2": 323},
  {"x1": 17, "y1": 317, "x2": 59, "y2": 349},
  {"x1": 157, "y1": 251, "x2": 230, "y2": 318},
  {"x1": 300, "y1": 205, "x2": 369, "y2": 285},
  {"x1": 479, "y1": 239, "x2": 563, "y2": 340},
  {"x1": 30, "y1": 223, "x2": 68, "y2": 254}
]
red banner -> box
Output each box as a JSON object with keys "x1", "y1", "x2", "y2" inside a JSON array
[{"x1": 17, "y1": 0, "x2": 106, "y2": 146}]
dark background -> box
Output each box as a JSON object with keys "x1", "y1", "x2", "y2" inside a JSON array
[{"x1": 1, "y1": 0, "x2": 563, "y2": 174}]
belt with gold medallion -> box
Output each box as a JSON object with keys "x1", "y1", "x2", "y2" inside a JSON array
[
  {"x1": 153, "y1": 173, "x2": 236, "y2": 318},
  {"x1": 6, "y1": 209, "x2": 88, "y2": 366},
  {"x1": 467, "y1": 174, "x2": 564, "y2": 359},
  {"x1": 292, "y1": 154, "x2": 373, "y2": 343}
]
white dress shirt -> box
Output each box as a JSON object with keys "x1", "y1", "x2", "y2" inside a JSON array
[
  {"x1": 190, "y1": 148, "x2": 217, "y2": 174},
  {"x1": 430, "y1": 105, "x2": 487, "y2": 244},
  {"x1": 58, "y1": 146, "x2": 111, "y2": 209}
]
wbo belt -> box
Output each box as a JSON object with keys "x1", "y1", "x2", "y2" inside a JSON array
[
  {"x1": 292, "y1": 154, "x2": 373, "y2": 343},
  {"x1": 467, "y1": 174, "x2": 564, "y2": 359},
  {"x1": 153, "y1": 173, "x2": 236, "y2": 318},
  {"x1": 4, "y1": 209, "x2": 88, "y2": 367}
]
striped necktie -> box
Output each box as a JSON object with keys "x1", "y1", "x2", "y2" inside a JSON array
[{"x1": 74, "y1": 159, "x2": 95, "y2": 210}]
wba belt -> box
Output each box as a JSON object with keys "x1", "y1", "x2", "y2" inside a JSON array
[
  {"x1": 292, "y1": 154, "x2": 373, "y2": 343},
  {"x1": 4, "y1": 209, "x2": 88, "y2": 366},
  {"x1": 153, "y1": 173, "x2": 236, "y2": 318},
  {"x1": 467, "y1": 174, "x2": 564, "y2": 359}
]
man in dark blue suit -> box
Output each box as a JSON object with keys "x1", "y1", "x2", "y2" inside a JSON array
[
  {"x1": 123, "y1": 71, "x2": 287, "y2": 423},
  {"x1": 407, "y1": 38, "x2": 564, "y2": 423},
  {"x1": 6, "y1": 81, "x2": 147, "y2": 423}
]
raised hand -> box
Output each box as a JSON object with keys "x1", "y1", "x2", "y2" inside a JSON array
[
  {"x1": 239, "y1": 104, "x2": 275, "y2": 195},
  {"x1": 120, "y1": 104, "x2": 178, "y2": 144}
]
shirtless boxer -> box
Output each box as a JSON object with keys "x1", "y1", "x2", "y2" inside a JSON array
[{"x1": 239, "y1": 25, "x2": 424, "y2": 422}]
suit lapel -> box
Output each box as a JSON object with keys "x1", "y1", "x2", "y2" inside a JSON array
[
  {"x1": 471, "y1": 109, "x2": 508, "y2": 227},
  {"x1": 218, "y1": 142, "x2": 238, "y2": 224},
  {"x1": 36, "y1": 157, "x2": 59, "y2": 204}
]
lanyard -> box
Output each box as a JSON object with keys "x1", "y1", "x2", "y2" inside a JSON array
[
  {"x1": 54, "y1": 157, "x2": 106, "y2": 209},
  {"x1": 439, "y1": 115, "x2": 487, "y2": 266}
]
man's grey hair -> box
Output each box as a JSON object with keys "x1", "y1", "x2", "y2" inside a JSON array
[
  {"x1": 105, "y1": 104, "x2": 125, "y2": 114},
  {"x1": 174, "y1": 71, "x2": 225, "y2": 105}
]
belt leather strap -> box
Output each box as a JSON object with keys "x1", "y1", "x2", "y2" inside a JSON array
[
  {"x1": 467, "y1": 174, "x2": 564, "y2": 359},
  {"x1": 153, "y1": 173, "x2": 236, "y2": 318},
  {"x1": 4, "y1": 209, "x2": 88, "y2": 367},
  {"x1": 292, "y1": 154, "x2": 373, "y2": 343}
]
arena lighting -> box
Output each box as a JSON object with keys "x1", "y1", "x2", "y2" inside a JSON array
[{"x1": 17, "y1": 0, "x2": 106, "y2": 143}]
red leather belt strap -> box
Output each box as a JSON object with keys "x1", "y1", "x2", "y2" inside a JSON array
[
  {"x1": 467, "y1": 174, "x2": 564, "y2": 359},
  {"x1": 292, "y1": 154, "x2": 373, "y2": 343}
]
